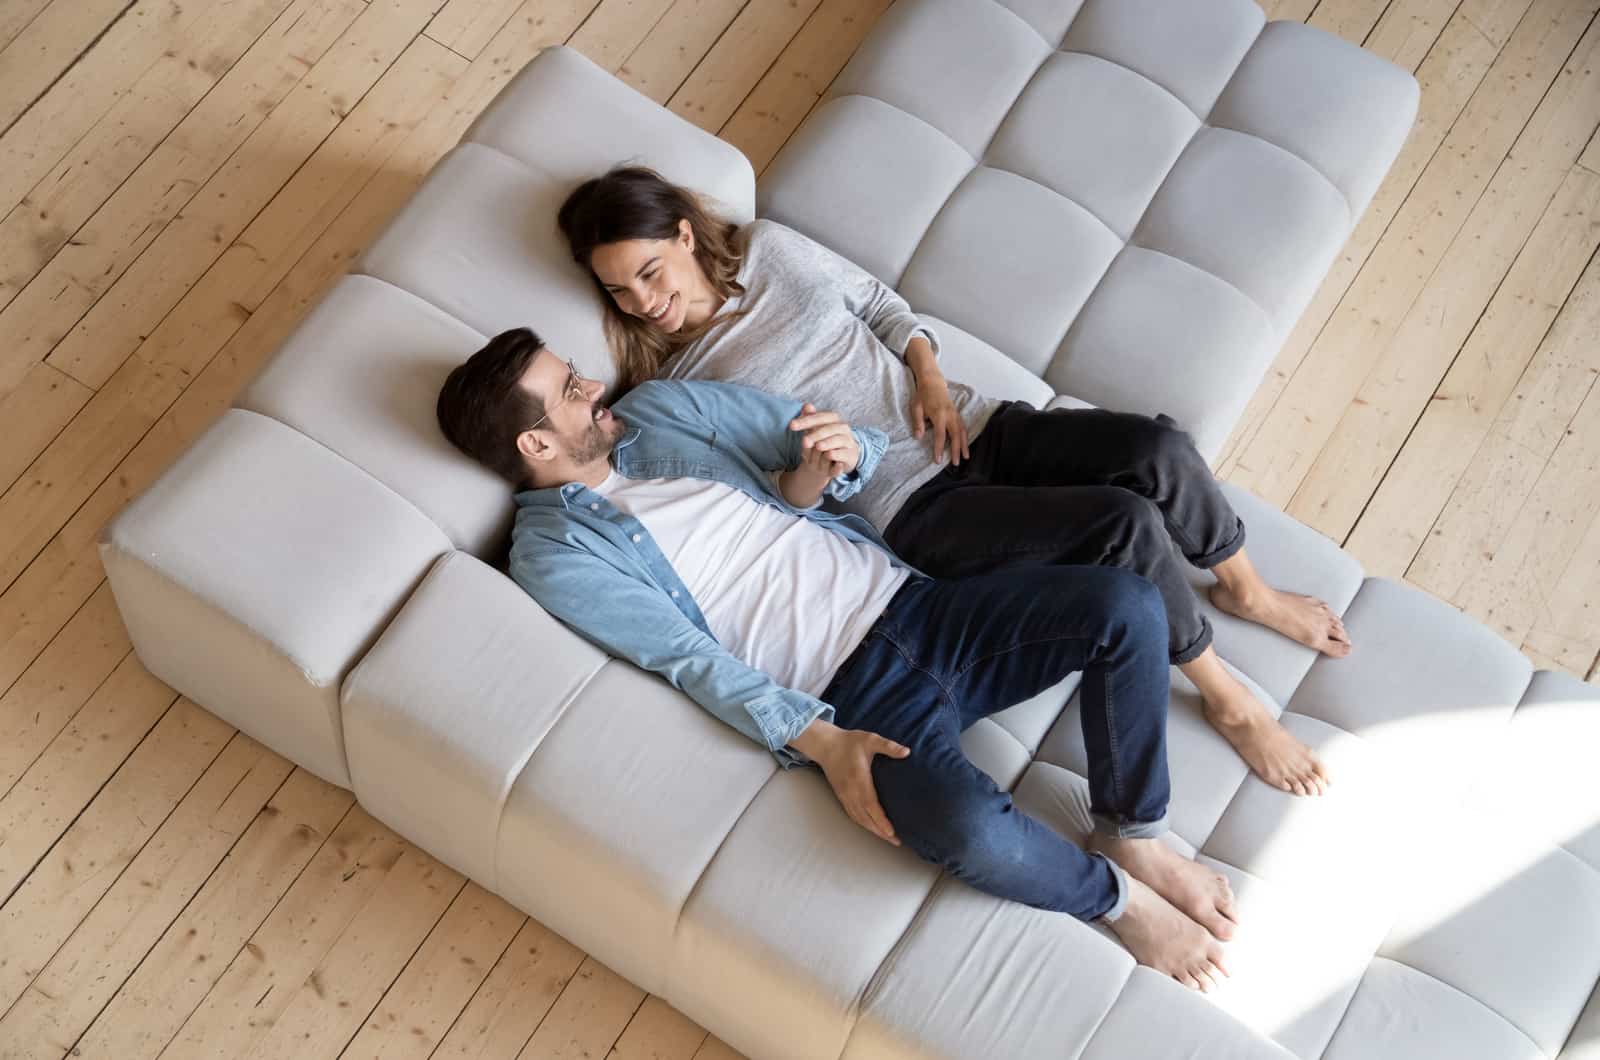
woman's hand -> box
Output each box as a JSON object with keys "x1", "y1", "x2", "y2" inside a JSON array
[
  {"x1": 911, "y1": 376, "x2": 970, "y2": 466},
  {"x1": 789, "y1": 719, "x2": 910, "y2": 845}
]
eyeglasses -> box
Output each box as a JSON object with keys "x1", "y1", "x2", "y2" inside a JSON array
[{"x1": 524, "y1": 359, "x2": 591, "y2": 433}]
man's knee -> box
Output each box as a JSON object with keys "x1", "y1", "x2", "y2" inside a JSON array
[
  {"x1": 877, "y1": 763, "x2": 1012, "y2": 870},
  {"x1": 1100, "y1": 490, "x2": 1168, "y2": 560},
  {"x1": 1130, "y1": 413, "x2": 1204, "y2": 477}
]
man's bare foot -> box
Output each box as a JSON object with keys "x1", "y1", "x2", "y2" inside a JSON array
[
  {"x1": 1104, "y1": 877, "x2": 1230, "y2": 992},
  {"x1": 1092, "y1": 834, "x2": 1238, "y2": 941},
  {"x1": 1210, "y1": 585, "x2": 1351, "y2": 658},
  {"x1": 1201, "y1": 678, "x2": 1331, "y2": 796}
]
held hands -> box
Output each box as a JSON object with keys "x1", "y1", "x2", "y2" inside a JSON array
[
  {"x1": 788, "y1": 403, "x2": 861, "y2": 477},
  {"x1": 910, "y1": 375, "x2": 970, "y2": 466},
  {"x1": 790, "y1": 719, "x2": 910, "y2": 845}
]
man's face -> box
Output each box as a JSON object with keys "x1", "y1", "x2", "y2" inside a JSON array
[{"x1": 519, "y1": 348, "x2": 624, "y2": 470}]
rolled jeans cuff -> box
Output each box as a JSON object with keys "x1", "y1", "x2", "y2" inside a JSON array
[
  {"x1": 1092, "y1": 812, "x2": 1168, "y2": 841},
  {"x1": 1093, "y1": 854, "x2": 1131, "y2": 923},
  {"x1": 1171, "y1": 616, "x2": 1213, "y2": 666},
  {"x1": 1189, "y1": 516, "x2": 1247, "y2": 570}
]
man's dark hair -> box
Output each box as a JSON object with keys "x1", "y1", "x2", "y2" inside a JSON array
[{"x1": 437, "y1": 327, "x2": 548, "y2": 487}]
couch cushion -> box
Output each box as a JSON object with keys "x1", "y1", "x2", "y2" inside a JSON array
[
  {"x1": 1210, "y1": 20, "x2": 1421, "y2": 218},
  {"x1": 240, "y1": 276, "x2": 511, "y2": 556},
  {"x1": 828, "y1": 0, "x2": 1050, "y2": 157},
  {"x1": 922, "y1": 313, "x2": 1055, "y2": 409},
  {"x1": 1289, "y1": 578, "x2": 1534, "y2": 798},
  {"x1": 667, "y1": 772, "x2": 940, "y2": 1060},
  {"x1": 1323, "y1": 959, "x2": 1544, "y2": 1060},
  {"x1": 101, "y1": 410, "x2": 451, "y2": 786},
  {"x1": 1047, "y1": 247, "x2": 1276, "y2": 458},
  {"x1": 841, "y1": 880, "x2": 1134, "y2": 1060},
  {"x1": 357, "y1": 144, "x2": 617, "y2": 383},
  {"x1": 497, "y1": 661, "x2": 778, "y2": 998},
  {"x1": 1505, "y1": 670, "x2": 1600, "y2": 872},
  {"x1": 986, "y1": 51, "x2": 1200, "y2": 241},
  {"x1": 898, "y1": 166, "x2": 1123, "y2": 375},
  {"x1": 463, "y1": 45, "x2": 755, "y2": 219},
  {"x1": 759, "y1": 95, "x2": 973, "y2": 288},
  {"x1": 341, "y1": 550, "x2": 608, "y2": 886}
]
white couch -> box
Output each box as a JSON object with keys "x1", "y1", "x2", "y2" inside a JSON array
[{"x1": 101, "y1": 1, "x2": 1600, "y2": 1057}]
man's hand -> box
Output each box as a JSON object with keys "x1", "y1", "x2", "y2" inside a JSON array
[{"x1": 789, "y1": 718, "x2": 910, "y2": 845}]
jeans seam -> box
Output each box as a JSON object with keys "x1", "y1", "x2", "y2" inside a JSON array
[{"x1": 878, "y1": 628, "x2": 960, "y2": 708}]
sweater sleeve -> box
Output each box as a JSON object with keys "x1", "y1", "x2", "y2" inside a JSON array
[{"x1": 761, "y1": 220, "x2": 941, "y2": 362}]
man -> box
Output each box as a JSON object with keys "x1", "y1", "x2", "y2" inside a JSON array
[{"x1": 436, "y1": 327, "x2": 1236, "y2": 990}]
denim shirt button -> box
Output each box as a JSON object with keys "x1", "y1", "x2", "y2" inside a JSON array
[
  {"x1": 671, "y1": 590, "x2": 680, "y2": 599},
  {"x1": 589, "y1": 503, "x2": 599, "y2": 511},
  {"x1": 631, "y1": 533, "x2": 642, "y2": 543}
]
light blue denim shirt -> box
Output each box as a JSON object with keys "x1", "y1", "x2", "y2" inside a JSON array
[{"x1": 509, "y1": 378, "x2": 918, "y2": 767}]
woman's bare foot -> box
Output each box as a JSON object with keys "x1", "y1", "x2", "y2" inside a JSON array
[
  {"x1": 1210, "y1": 584, "x2": 1351, "y2": 658},
  {"x1": 1200, "y1": 676, "x2": 1331, "y2": 795},
  {"x1": 1092, "y1": 834, "x2": 1238, "y2": 941},
  {"x1": 1104, "y1": 877, "x2": 1230, "y2": 992}
]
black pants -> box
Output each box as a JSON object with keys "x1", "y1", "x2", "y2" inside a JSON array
[{"x1": 882, "y1": 403, "x2": 1246, "y2": 665}]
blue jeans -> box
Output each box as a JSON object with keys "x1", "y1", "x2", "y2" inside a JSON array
[{"x1": 819, "y1": 565, "x2": 1172, "y2": 921}]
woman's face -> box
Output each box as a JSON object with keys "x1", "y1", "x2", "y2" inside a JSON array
[{"x1": 588, "y1": 219, "x2": 710, "y2": 334}]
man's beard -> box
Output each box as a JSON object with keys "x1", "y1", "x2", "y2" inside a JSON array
[{"x1": 565, "y1": 415, "x2": 620, "y2": 467}]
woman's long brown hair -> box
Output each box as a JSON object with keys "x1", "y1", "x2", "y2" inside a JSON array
[{"x1": 558, "y1": 166, "x2": 747, "y2": 394}]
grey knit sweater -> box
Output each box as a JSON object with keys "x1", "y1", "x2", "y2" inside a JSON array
[{"x1": 661, "y1": 219, "x2": 999, "y2": 532}]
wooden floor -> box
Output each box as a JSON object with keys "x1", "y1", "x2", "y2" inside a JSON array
[{"x1": 0, "y1": 0, "x2": 1595, "y2": 1056}]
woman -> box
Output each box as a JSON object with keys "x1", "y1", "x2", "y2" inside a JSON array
[{"x1": 557, "y1": 166, "x2": 1349, "y2": 797}]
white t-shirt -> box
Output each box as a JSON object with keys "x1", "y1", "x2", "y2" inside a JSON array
[{"x1": 595, "y1": 472, "x2": 909, "y2": 697}]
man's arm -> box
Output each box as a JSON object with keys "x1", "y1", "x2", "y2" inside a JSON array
[
  {"x1": 513, "y1": 540, "x2": 831, "y2": 765},
  {"x1": 646, "y1": 379, "x2": 888, "y2": 501}
]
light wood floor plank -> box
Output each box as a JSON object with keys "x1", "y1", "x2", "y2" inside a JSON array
[
  {"x1": 689, "y1": 1035, "x2": 746, "y2": 1060},
  {"x1": 425, "y1": 0, "x2": 526, "y2": 60},
  {"x1": 47, "y1": 21, "x2": 462, "y2": 392},
  {"x1": 0, "y1": 653, "x2": 177, "y2": 905},
  {"x1": 1225, "y1": 0, "x2": 1595, "y2": 508},
  {"x1": 617, "y1": 0, "x2": 747, "y2": 105},
  {"x1": 1363, "y1": 0, "x2": 1463, "y2": 70},
  {"x1": 170, "y1": 841, "x2": 463, "y2": 1060},
  {"x1": 50, "y1": 0, "x2": 452, "y2": 391},
  {"x1": 1307, "y1": 0, "x2": 1393, "y2": 44},
  {"x1": 568, "y1": 0, "x2": 681, "y2": 76},
  {"x1": 0, "y1": 0, "x2": 55, "y2": 59},
  {"x1": 667, "y1": 0, "x2": 823, "y2": 134},
  {"x1": 1523, "y1": 498, "x2": 1600, "y2": 675},
  {"x1": 1345, "y1": 165, "x2": 1600, "y2": 576},
  {"x1": 718, "y1": 0, "x2": 893, "y2": 175},
  {"x1": 0, "y1": 0, "x2": 598, "y2": 719},
  {"x1": 0, "y1": 0, "x2": 298, "y2": 353},
  {"x1": 0, "y1": 0, "x2": 239, "y2": 227},
  {"x1": 0, "y1": 362, "x2": 92, "y2": 497},
  {"x1": 0, "y1": 581, "x2": 128, "y2": 794},
  {"x1": 0, "y1": 0, "x2": 133, "y2": 135},
  {"x1": 67, "y1": 768, "x2": 354, "y2": 1057},
  {"x1": 339, "y1": 882, "x2": 526, "y2": 1058},
  {"x1": 607, "y1": 996, "x2": 709, "y2": 1060},
  {"x1": 148, "y1": 807, "x2": 413, "y2": 1058},
  {"x1": 0, "y1": 697, "x2": 231, "y2": 1017},
  {"x1": 431, "y1": 917, "x2": 586, "y2": 1060},
  {"x1": 1216, "y1": 0, "x2": 1502, "y2": 476},
  {"x1": 0, "y1": 0, "x2": 365, "y2": 394},
  {"x1": 1408, "y1": 247, "x2": 1600, "y2": 598},
  {"x1": 1453, "y1": 353, "x2": 1600, "y2": 644},
  {"x1": 1289, "y1": 14, "x2": 1600, "y2": 541},
  {"x1": 0, "y1": 734, "x2": 292, "y2": 1059},
  {"x1": 516, "y1": 956, "x2": 645, "y2": 1060}
]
